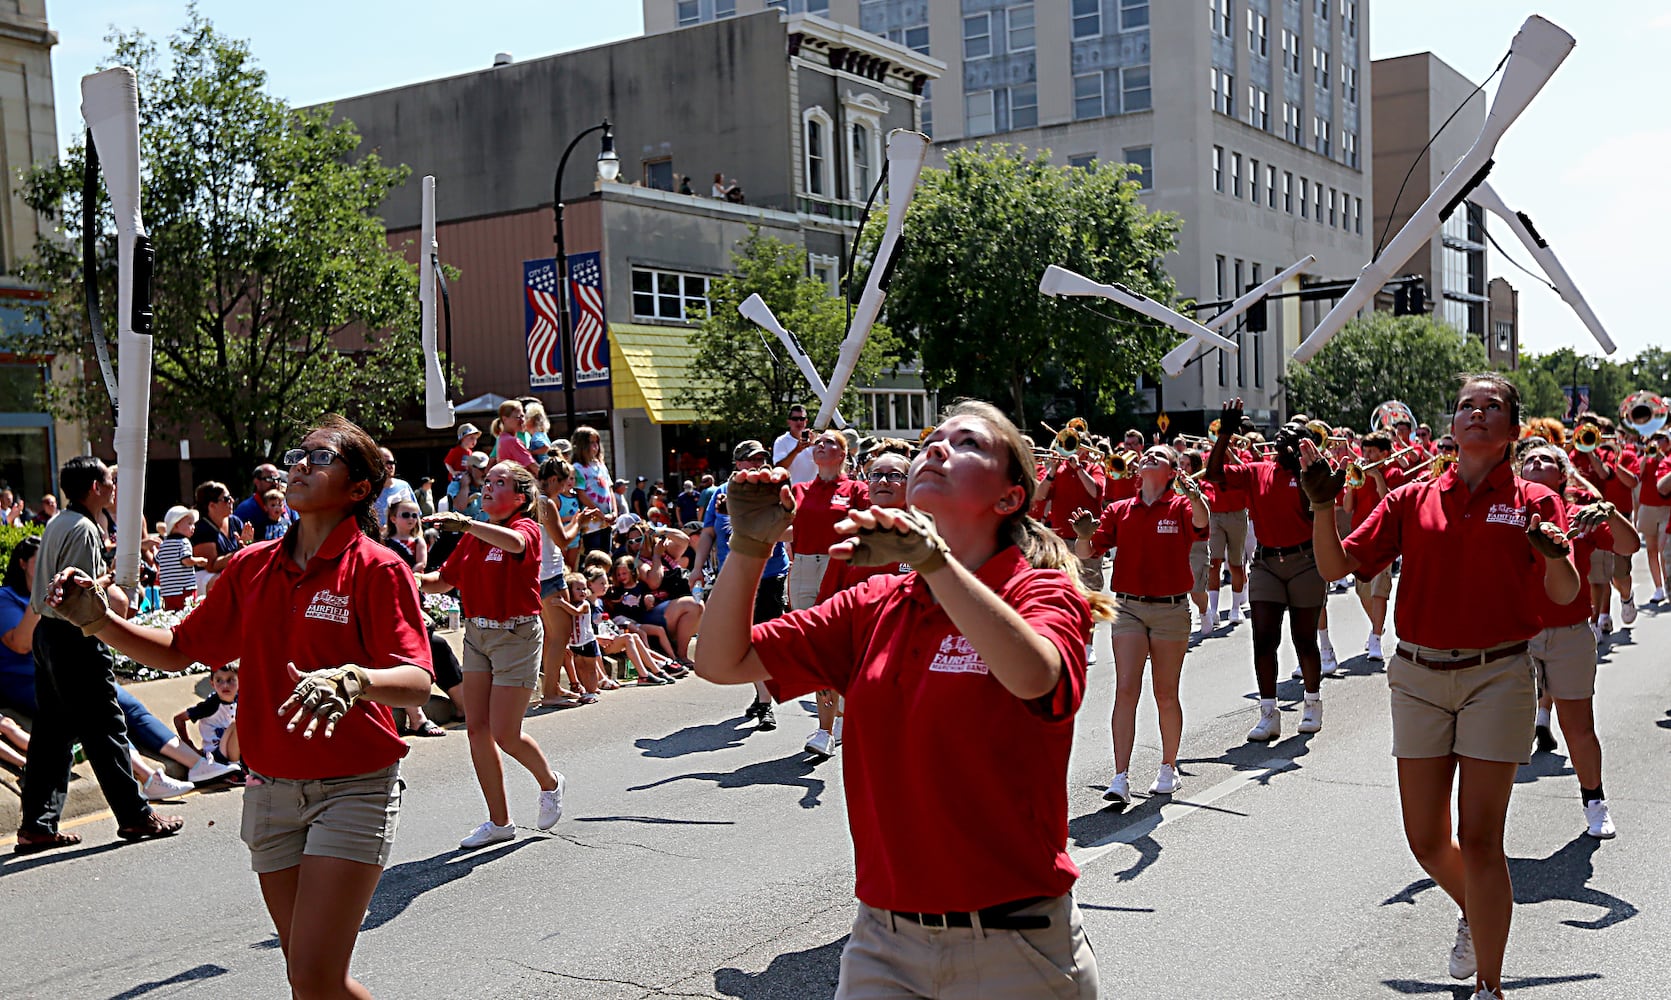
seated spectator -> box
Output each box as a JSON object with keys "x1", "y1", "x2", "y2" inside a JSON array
[
  {"x1": 156, "y1": 506, "x2": 206, "y2": 610},
  {"x1": 711, "y1": 172, "x2": 729, "y2": 198},
  {"x1": 192, "y1": 481, "x2": 252, "y2": 596},
  {"x1": 373, "y1": 447, "x2": 416, "y2": 526},
  {"x1": 602, "y1": 555, "x2": 677, "y2": 660},
  {"x1": 31, "y1": 492, "x2": 57, "y2": 525},
  {"x1": 0, "y1": 714, "x2": 27, "y2": 770},
  {"x1": 0, "y1": 489, "x2": 22, "y2": 525},
  {"x1": 256, "y1": 489, "x2": 293, "y2": 542},
  {"x1": 173, "y1": 664, "x2": 238, "y2": 766},
  {"x1": 233, "y1": 464, "x2": 295, "y2": 539},
  {"x1": 553, "y1": 572, "x2": 605, "y2": 702},
  {"x1": 445, "y1": 423, "x2": 483, "y2": 501}
]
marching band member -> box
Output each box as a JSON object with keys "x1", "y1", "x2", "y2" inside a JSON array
[
  {"x1": 696, "y1": 401, "x2": 1110, "y2": 998},
  {"x1": 1206, "y1": 400, "x2": 1328, "y2": 742},
  {"x1": 1206, "y1": 434, "x2": 1251, "y2": 630},
  {"x1": 1180, "y1": 450, "x2": 1214, "y2": 637},
  {"x1": 1304, "y1": 373, "x2": 1579, "y2": 1000},
  {"x1": 1571, "y1": 423, "x2": 1639, "y2": 630},
  {"x1": 1340, "y1": 431, "x2": 1406, "y2": 661},
  {"x1": 1039, "y1": 429, "x2": 1107, "y2": 664},
  {"x1": 1517, "y1": 443, "x2": 1636, "y2": 839},
  {"x1": 1071, "y1": 444, "x2": 1209, "y2": 802},
  {"x1": 1634, "y1": 430, "x2": 1671, "y2": 604}
]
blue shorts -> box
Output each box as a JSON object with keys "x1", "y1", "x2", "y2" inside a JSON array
[{"x1": 540, "y1": 576, "x2": 567, "y2": 599}]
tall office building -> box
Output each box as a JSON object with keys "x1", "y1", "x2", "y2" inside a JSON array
[{"x1": 646, "y1": 0, "x2": 1375, "y2": 430}]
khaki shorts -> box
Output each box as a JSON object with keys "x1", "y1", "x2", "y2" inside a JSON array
[
  {"x1": 1354, "y1": 566, "x2": 1393, "y2": 600},
  {"x1": 1189, "y1": 541, "x2": 1211, "y2": 592},
  {"x1": 1248, "y1": 548, "x2": 1327, "y2": 607},
  {"x1": 241, "y1": 763, "x2": 403, "y2": 874},
  {"x1": 790, "y1": 552, "x2": 830, "y2": 611},
  {"x1": 1586, "y1": 549, "x2": 1614, "y2": 586},
  {"x1": 1388, "y1": 649, "x2": 1535, "y2": 764},
  {"x1": 1530, "y1": 623, "x2": 1598, "y2": 701},
  {"x1": 1111, "y1": 596, "x2": 1192, "y2": 643},
  {"x1": 462, "y1": 618, "x2": 543, "y2": 689},
  {"x1": 1207, "y1": 510, "x2": 1248, "y2": 564},
  {"x1": 1637, "y1": 504, "x2": 1671, "y2": 539},
  {"x1": 1076, "y1": 552, "x2": 1106, "y2": 594}
]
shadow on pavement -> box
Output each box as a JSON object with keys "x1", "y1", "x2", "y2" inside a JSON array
[
  {"x1": 628, "y1": 753, "x2": 826, "y2": 809},
  {"x1": 362, "y1": 838, "x2": 540, "y2": 931},
  {"x1": 104, "y1": 963, "x2": 229, "y2": 1000},
  {"x1": 713, "y1": 935, "x2": 846, "y2": 999},
  {"x1": 1515, "y1": 750, "x2": 1574, "y2": 785},
  {"x1": 0, "y1": 836, "x2": 129, "y2": 876},
  {"x1": 573, "y1": 814, "x2": 735, "y2": 826},
  {"x1": 1381, "y1": 972, "x2": 1602, "y2": 995},
  {"x1": 1381, "y1": 835, "x2": 1637, "y2": 930},
  {"x1": 634, "y1": 717, "x2": 754, "y2": 758}
]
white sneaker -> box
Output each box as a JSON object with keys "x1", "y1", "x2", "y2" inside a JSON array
[
  {"x1": 1320, "y1": 645, "x2": 1340, "y2": 677},
  {"x1": 1585, "y1": 799, "x2": 1616, "y2": 839},
  {"x1": 1366, "y1": 633, "x2": 1384, "y2": 661},
  {"x1": 1653, "y1": 587, "x2": 1666, "y2": 604},
  {"x1": 1247, "y1": 707, "x2": 1281, "y2": 743},
  {"x1": 1086, "y1": 642, "x2": 1098, "y2": 666},
  {"x1": 1469, "y1": 990, "x2": 1502, "y2": 1000},
  {"x1": 1298, "y1": 699, "x2": 1323, "y2": 734},
  {"x1": 1620, "y1": 596, "x2": 1638, "y2": 625},
  {"x1": 1207, "y1": 593, "x2": 1219, "y2": 627},
  {"x1": 536, "y1": 774, "x2": 566, "y2": 830},
  {"x1": 1150, "y1": 764, "x2": 1182, "y2": 795},
  {"x1": 187, "y1": 756, "x2": 238, "y2": 784},
  {"x1": 1196, "y1": 612, "x2": 1213, "y2": 638},
  {"x1": 1597, "y1": 613, "x2": 1614, "y2": 635},
  {"x1": 141, "y1": 770, "x2": 194, "y2": 801},
  {"x1": 831, "y1": 717, "x2": 843, "y2": 746},
  {"x1": 804, "y1": 729, "x2": 834, "y2": 757},
  {"x1": 460, "y1": 821, "x2": 516, "y2": 849},
  {"x1": 1103, "y1": 771, "x2": 1132, "y2": 804},
  {"x1": 1449, "y1": 915, "x2": 1476, "y2": 980},
  {"x1": 1228, "y1": 600, "x2": 1244, "y2": 623}
]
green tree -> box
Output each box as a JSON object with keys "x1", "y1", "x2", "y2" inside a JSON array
[
  {"x1": 9, "y1": 11, "x2": 427, "y2": 473},
  {"x1": 688, "y1": 229, "x2": 901, "y2": 442},
  {"x1": 1502, "y1": 362, "x2": 1566, "y2": 422},
  {"x1": 872, "y1": 144, "x2": 1183, "y2": 426},
  {"x1": 1283, "y1": 313, "x2": 1488, "y2": 431}
]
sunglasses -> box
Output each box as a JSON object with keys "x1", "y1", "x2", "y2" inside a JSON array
[
  {"x1": 866, "y1": 471, "x2": 908, "y2": 484},
  {"x1": 1438, "y1": 445, "x2": 1458, "y2": 453},
  {"x1": 282, "y1": 447, "x2": 345, "y2": 468},
  {"x1": 395, "y1": 511, "x2": 421, "y2": 520}
]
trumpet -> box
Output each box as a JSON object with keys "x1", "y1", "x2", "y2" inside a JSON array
[
  {"x1": 1106, "y1": 449, "x2": 1139, "y2": 478},
  {"x1": 1343, "y1": 445, "x2": 1420, "y2": 490},
  {"x1": 1171, "y1": 467, "x2": 1207, "y2": 496},
  {"x1": 1572, "y1": 423, "x2": 1616, "y2": 453}
]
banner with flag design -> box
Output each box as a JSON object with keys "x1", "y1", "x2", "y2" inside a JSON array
[{"x1": 524, "y1": 253, "x2": 610, "y2": 390}]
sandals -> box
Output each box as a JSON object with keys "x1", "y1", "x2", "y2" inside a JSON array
[
  {"x1": 576, "y1": 692, "x2": 600, "y2": 705},
  {"x1": 539, "y1": 696, "x2": 581, "y2": 709},
  {"x1": 13, "y1": 830, "x2": 82, "y2": 855},
  {"x1": 411, "y1": 720, "x2": 448, "y2": 737},
  {"x1": 116, "y1": 813, "x2": 185, "y2": 842},
  {"x1": 598, "y1": 678, "x2": 622, "y2": 691}
]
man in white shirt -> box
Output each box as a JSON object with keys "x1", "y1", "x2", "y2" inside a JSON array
[
  {"x1": 373, "y1": 447, "x2": 415, "y2": 526},
  {"x1": 771, "y1": 404, "x2": 818, "y2": 486}
]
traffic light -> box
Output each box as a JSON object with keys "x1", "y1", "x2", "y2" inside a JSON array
[{"x1": 1393, "y1": 277, "x2": 1427, "y2": 316}]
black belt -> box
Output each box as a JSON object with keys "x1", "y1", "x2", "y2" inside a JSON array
[
  {"x1": 1396, "y1": 641, "x2": 1529, "y2": 671},
  {"x1": 1116, "y1": 592, "x2": 1188, "y2": 604},
  {"x1": 1256, "y1": 541, "x2": 1314, "y2": 560},
  {"x1": 889, "y1": 896, "x2": 1052, "y2": 931}
]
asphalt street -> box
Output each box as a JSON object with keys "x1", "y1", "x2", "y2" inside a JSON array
[{"x1": 4, "y1": 567, "x2": 1670, "y2": 999}]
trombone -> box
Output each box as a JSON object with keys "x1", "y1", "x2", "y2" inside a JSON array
[
  {"x1": 1572, "y1": 423, "x2": 1616, "y2": 453},
  {"x1": 1409, "y1": 452, "x2": 1458, "y2": 483},
  {"x1": 1106, "y1": 449, "x2": 1140, "y2": 479},
  {"x1": 1171, "y1": 467, "x2": 1207, "y2": 497},
  {"x1": 1343, "y1": 445, "x2": 1420, "y2": 490}
]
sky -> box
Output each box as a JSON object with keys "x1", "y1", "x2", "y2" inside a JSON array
[{"x1": 45, "y1": 2, "x2": 1669, "y2": 361}]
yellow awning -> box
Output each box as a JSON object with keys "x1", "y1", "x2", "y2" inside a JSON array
[{"x1": 609, "y1": 323, "x2": 718, "y2": 424}]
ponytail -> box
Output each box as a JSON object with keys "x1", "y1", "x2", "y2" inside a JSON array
[{"x1": 1007, "y1": 514, "x2": 1116, "y2": 621}]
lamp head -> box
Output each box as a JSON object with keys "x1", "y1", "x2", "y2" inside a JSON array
[{"x1": 596, "y1": 124, "x2": 620, "y2": 183}]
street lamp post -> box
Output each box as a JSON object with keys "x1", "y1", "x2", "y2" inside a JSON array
[{"x1": 552, "y1": 119, "x2": 620, "y2": 434}]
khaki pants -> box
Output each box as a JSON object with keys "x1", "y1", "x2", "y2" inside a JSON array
[
  {"x1": 790, "y1": 552, "x2": 831, "y2": 611},
  {"x1": 837, "y1": 895, "x2": 1098, "y2": 999}
]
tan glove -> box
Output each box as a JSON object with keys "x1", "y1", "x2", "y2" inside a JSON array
[
  {"x1": 1299, "y1": 456, "x2": 1346, "y2": 509},
  {"x1": 1070, "y1": 509, "x2": 1098, "y2": 540},
  {"x1": 1525, "y1": 514, "x2": 1571, "y2": 560},
  {"x1": 280, "y1": 664, "x2": 372, "y2": 740},
  {"x1": 841, "y1": 508, "x2": 951, "y2": 574},
  {"x1": 1569, "y1": 501, "x2": 1615, "y2": 534},
  {"x1": 51, "y1": 568, "x2": 110, "y2": 635},
  {"x1": 424, "y1": 511, "x2": 475, "y2": 533},
  {"x1": 725, "y1": 473, "x2": 795, "y2": 558}
]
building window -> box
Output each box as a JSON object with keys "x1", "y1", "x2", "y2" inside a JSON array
[
  {"x1": 1265, "y1": 164, "x2": 1277, "y2": 208},
  {"x1": 1283, "y1": 101, "x2": 1301, "y2": 143},
  {"x1": 849, "y1": 122, "x2": 873, "y2": 200},
  {"x1": 1282, "y1": 29, "x2": 1301, "y2": 74},
  {"x1": 807, "y1": 0, "x2": 828, "y2": 12},
  {"x1": 1313, "y1": 47, "x2": 1330, "y2": 90},
  {"x1": 677, "y1": 0, "x2": 700, "y2": 26},
  {"x1": 1068, "y1": 152, "x2": 1097, "y2": 170},
  {"x1": 1248, "y1": 10, "x2": 1268, "y2": 56},
  {"x1": 1299, "y1": 174, "x2": 1308, "y2": 218},
  {"x1": 1230, "y1": 152, "x2": 1242, "y2": 198},
  {"x1": 1494, "y1": 320, "x2": 1511, "y2": 353},
  {"x1": 1353, "y1": 195, "x2": 1363, "y2": 234},
  {"x1": 1072, "y1": 0, "x2": 1101, "y2": 38},
  {"x1": 1343, "y1": 0, "x2": 1358, "y2": 36},
  {"x1": 1006, "y1": 3, "x2": 1035, "y2": 52},
  {"x1": 1121, "y1": 65, "x2": 1152, "y2": 112},
  {"x1": 808, "y1": 254, "x2": 840, "y2": 295},
  {"x1": 860, "y1": 389, "x2": 935, "y2": 434},
  {"x1": 964, "y1": 13, "x2": 992, "y2": 59},
  {"x1": 1212, "y1": 146, "x2": 1224, "y2": 193},
  {"x1": 803, "y1": 108, "x2": 832, "y2": 196},
  {"x1": 1316, "y1": 0, "x2": 1329, "y2": 22},
  {"x1": 1314, "y1": 116, "x2": 1331, "y2": 157},
  {"x1": 1328, "y1": 187, "x2": 1337, "y2": 226},
  {"x1": 1283, "y1": 171, "x2": 1294, "y2": 213},
  {"x1": 1121, "y1": 0, "x2": 1149, "y2": 29},
  {"x1": 1249, "y1": 158, "x2": 1260, "y2": 203},
  {"x1": 965, "y1": 89, "x2": 995, "y2": 136},
  {"x1": 642, "y1": 157, "x2": 674, "y2": 191},
  {"x1": 1343, "y1": 129, "x2": 1359, "y2": 168},
  {"x1": 1124, "y1": 146, "x2": 1153, "y2": 190},
  {"x1": 1210, "y1": 0, "x2": 1232, "y2": 38},
  {"x1": 1342, "y1": 63, "x2": 1358, "y2": 103},
  {"x1": 1073, "y1": 72, "x2": 1103, "y2": 119},
  {"x1": 1009, "y1": 83, "x2": 1038, "y2": 129},
  {"x1": 1247, "y1": 85, "x2": 1270, "y2": 130},
  {"x1": 1313, "y1": 180, "x2": 1324, "y2": 223},
  {"x1": 631, "y1": 268, "x2": 711, "y2": 323},
  {"x1": 1211, "y1": 67, "x2": 1234, "y2": 116},
  {"x1": 715, "y1": 0, "x2": 736, "y2": 16}
]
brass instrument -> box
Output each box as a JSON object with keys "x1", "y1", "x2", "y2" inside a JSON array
[
  {"x1": 1300, "y1": 418, "x2": 1335, "y2": 449},
  {"x1": 1411, "y1": 452, "x2": 1458, "y2": 482},
  {"x1": 1343, "y1": 445, "x2": 1420, "y2": 490},
  {"x1": 1105, "y1": 449, "x2": 1140, "y2": 479},
  {"x1": 1620, "y1": 391, "x2": 1668, "y2": 437},
  {"x1": 1371, "y1": 400, "x2": 1418, "y2": 434},
  {"x1": 1207, "y1": 418, "x2": 1222, "y2": 444},
  {"x1": 1174, "y1": 433, "x2": 1213, "y2": 450},
  {"x1": 1171, "y1": 467, "x2": 1207, "y2": 496},
  {"x1": 1572, "y1": 423, "x2": 1616, "y2": 453}
]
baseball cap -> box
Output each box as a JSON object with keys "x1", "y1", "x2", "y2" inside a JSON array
[
  {"x1": 733, "y1": 439, "x2": 768, "y2": 462},
  {"x1": 466, "y1": 451, "x2": 490, "y2": 469},
  {"x1": 162, "y1": 505, "x2": 195, "y2": 535},
  {"x1": 636, "y1": 476, "x2": 646, "y2": 483},
  {"x1": 612, "y1": 512, "x2": 643, "y2": 536},
  {"x1": 457, "y1": 423, "x2": 481, "y2": 439}
]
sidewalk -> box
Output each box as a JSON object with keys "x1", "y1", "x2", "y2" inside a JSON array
[{"x1": 1, "y1": 628, "x2": 470, "y2": 837}]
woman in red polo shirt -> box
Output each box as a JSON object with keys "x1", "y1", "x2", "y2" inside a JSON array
[
  {"x1": 696, "y1": 400, "x2": 1111, "y2": 998},
  {"x1": 49, "y1": 415, "x2": 434, "y2": 1000},
  {"x1": 1305, "y1": 374, "x2": 1580, "y2": 1000},
  {"x1": 1206, "y1": 400, "x2": 1330, "y2": 742},
  {"x1": 1070, "y1": 444, "x2": 1208, "y2": 804},
  {"x1": 421, "y1": 461, "x2": 565, "y2": 851}
]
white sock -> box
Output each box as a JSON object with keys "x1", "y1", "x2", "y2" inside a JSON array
[
  {"x1": 1260, "y1": 697, "x2": 1277, "y2": 713},
  {"x1": 1208, "y1": 591, "x2": 1220, "y2": 618},
  {"x1": 1535, "y1": 705, "x2": 1552, "y2": 728},
  {"x1": 1231, "y1": 588, "x2": 1245, "y2": 607},
  {"x1": 1317, "y1": 629, "x2": 1334, "y2": 653},
  {"x1": 1305, "y1": 691, "x2": 1322, "y2": 704}
]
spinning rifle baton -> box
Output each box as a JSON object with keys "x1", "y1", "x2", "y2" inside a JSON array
[
  {"x1": 1293, "y1": 15, "x2": 1575, "y2": 362},
  {"x1": 1469, "y1": 180, "x2": 1614, "y2": 355},
  {"x1": 420, "y1": 175, "x2": 456, "y2": 428},
  {"x1": 81, "y1": 67, "x2": 155, "y2": 592},
  {"x1": 1159, "y1": 255, "x2": 1317, "y2": 375},
  {"x1": 737, "y1": 294, "x2": 848, "y2": 430},
  {"x1": 815, "y1": 130, "x2": 930, "y2": 431},
  {"x1": 1038, "y1": 265, "x2": 1238, "y2": 362}
]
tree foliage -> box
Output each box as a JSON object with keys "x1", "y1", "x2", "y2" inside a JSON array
[
  {"x1": 9, "y1": 10, "x2": 427, "y2": 472},
  {"x1": 1283, "y1": 312, "x2": 1489, "y2": 430},
  {"x1": 872, "y1": 144, "x2": 1183, "y2": 426},
  {"x1": 688, "y1": 229, "x2": 900, "y2": 442}
]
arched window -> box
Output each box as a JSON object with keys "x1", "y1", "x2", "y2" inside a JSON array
[
  {"x1": 803, "y1": 107, "x2": 833, "y2": 197},
  {"x1": 849, "y1": 123, "x2": 871, "y2": 201}
]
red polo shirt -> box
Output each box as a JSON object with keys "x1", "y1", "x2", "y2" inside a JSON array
[
  {"x1": 753, "y1": 545, "x2": 1091, "y2": 913},
  {"x1": 1220, "y1": 460, "x2": 1313, "y2": 548},
  {"x1": 439, "y1": 515, "x2": 542, "y2": 620},
  {"x1": 815, "y1": 558, "x2": 910, "y2": 605},
  {"x1": 172, "y1": 517, "x2": 433, "y2": 780},
  {"x1": 1639, "y1": 453, "x2": 1671, "y2": 507},
  {"x1": 1045, "y1": 460, "x2": 1106, "y2": 536},
  {"x1": 1349, "y1": 464, "x2": 1407, "y2": 531},
  {"x1": 1104, "y1": 474, "x2": 1138, "y2": 505},
  {"x1": 791, "y1": 474, "x2": 870, "y2": 555},
  {"x1": 1342, "y1": 461, "x2": 1568, "y2": 650},
  {"x1": 1087, "y1": 493, "x2": 1207, "y2": 596}
]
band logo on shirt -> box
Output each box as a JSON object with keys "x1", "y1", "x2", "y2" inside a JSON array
[
  {"x1": 485, "y1": 547, "x2": 505, "y2": 563},
  {"x1": 304, "y1": 590, "x2": 351, "y2": 624},
  {"x1": 1485, "y1": 503, "x2": 1528, "y2": 528},
  {"x1": 929, "y1": 634, "x2": 989, "y2": 675},
  {"x1": 1156, "y1": 518, "x2": 1181, "y2": 535}
]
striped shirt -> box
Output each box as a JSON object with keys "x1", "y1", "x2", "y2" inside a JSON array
[{"x1": 157, "y1": 536, "x2": 197, "y2": 597}]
